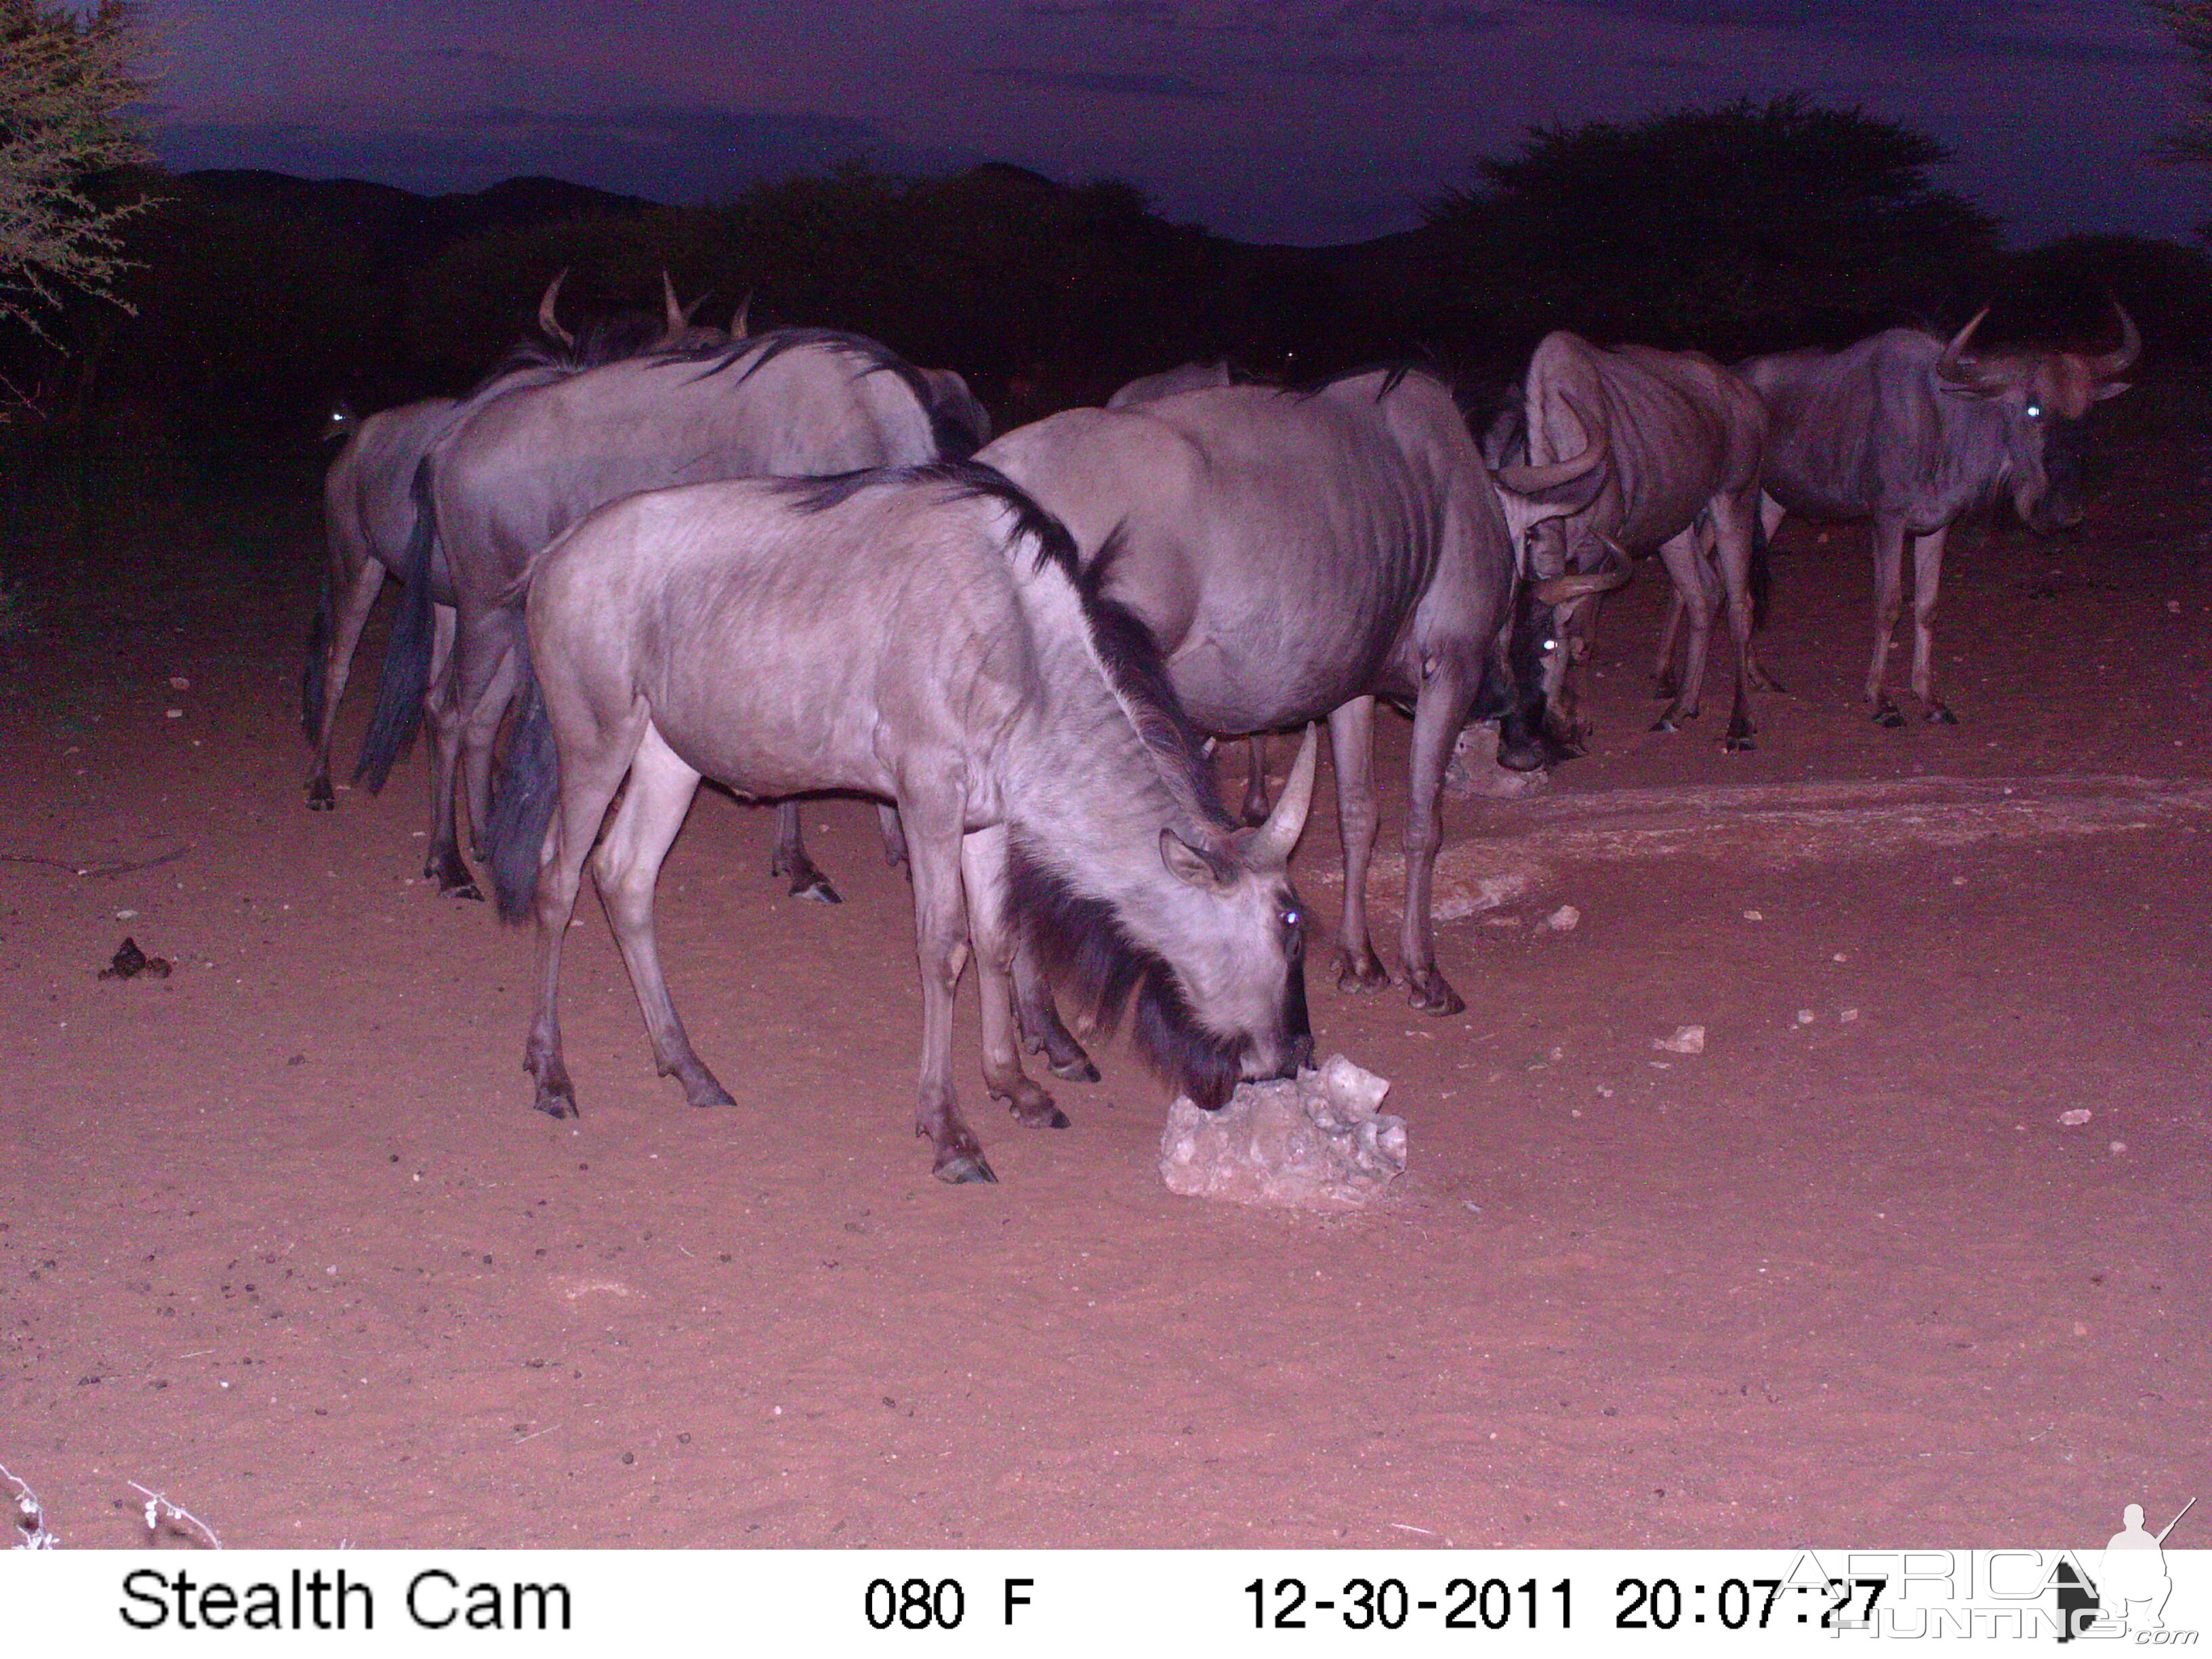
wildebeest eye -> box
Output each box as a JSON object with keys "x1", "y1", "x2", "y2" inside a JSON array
[
  {"x1": 1280, "y1": 905, "x2": 1302, "y2": 933},
  {"x1": 2026, "y1": 403, "x2": 2043, "y2": 419}
]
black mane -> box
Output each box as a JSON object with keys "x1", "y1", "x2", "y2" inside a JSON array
[
  {"x1": 466, "y1": 310, "x2": 669, "y2": 398},
  {"x1": 1004, "y1": 842, "x2": 1246, "y2": 1111},
  {"x1": 675, "y1": 327, "x2": 985, "y2": 461}
]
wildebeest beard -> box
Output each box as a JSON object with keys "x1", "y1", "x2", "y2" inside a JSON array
[{"x1": 1007, "y1": 841, "x2": 1249, "y2": 1111}]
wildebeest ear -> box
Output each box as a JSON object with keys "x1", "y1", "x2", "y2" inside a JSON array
[{"x1": 1160, "y1": 827, "x2": 1236, "y2": 891}]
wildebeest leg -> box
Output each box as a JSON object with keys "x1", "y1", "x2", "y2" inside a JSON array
[
  {"x1": 459, "y1": 632, "x2": 520, "y2": 863},
  {"x1": 901, "y1": 795, "x2": 995, "y2": 1184},
  {"x1": 420, "y1": 607, "x2": 480, "y2": 900},
  {"x1": 1652, "y1": 527, "x2": 1715, "y2": 733},
  {"x1": 1401, "y1": 665, "x2": 1476, "y2": 1017},
  {"x1": 1908, "y1": 526, "x2": 1957, "y2": 723},
  {"x1": 1012, "y1": 945, "x2": 1100, "y2": 1080},
  {"x1": 878, "y1": 803, "x2": 909, "y2": 868},
  {"x1": 1709, "y1": 490, "x2": 1760, "y2": 752},
  {"x1": 1328, "y1": 696, "x2": 1390, "y2": 992},
  {"x1": 593, "y1": 724, "x2": 731, "y2": 1109},
  {"x1": 524, "y1": 708, "x2": 643, "y2": 1120},
  {"x1": 1653, "y1": 587, "x2": 1684, "y2": 699},
  {"x1": 1239, "y1": 736, "x2": 1271, "y2": 826},
  {"x1": 962, "y1": 825, "x2": 1067, "y2": 1130},
  {"x1": 1744, "y1": 492, "x2": 1789, "y2": 693},
  {"x1": 769, "y1": 800, "x2": 841, "y2": 903},
  {"x1": 307, "y1": 554, "x2": 385, "y2": 810},
  {"x1": 1866, "y1": 516, "x2": 1908, "y2": 726}
]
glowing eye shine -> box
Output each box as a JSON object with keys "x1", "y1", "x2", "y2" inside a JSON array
[{"x1": 2026, "y1": 403, "x2": 2041, "y2": 418}]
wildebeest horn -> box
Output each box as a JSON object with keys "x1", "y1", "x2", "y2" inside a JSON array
[
  {"x1": 1496, "y1": 398, "x2": 1607, "y2": 494},
  {"x1": 1936, "y1": 306, "x2": 1992, "y2": 386},
  {"x1": 537, "y1": 270, "x2": 573, "y2": 348},
  {"x1": 1250, "y1": 724, "x2": 1319, "y2": 865},
  {"x1": 733, "y1": 293, "x2": 753, "y2": 339},
  {"x1": 2087, "y1": 299, "x2": 2140, "y2": 378},
  {"x1": 1533, "y1": 562, "x2": 1631, "y2": 604},
  {"x1": 661, "y1": 270, "x2": 684, "y2": 332}
]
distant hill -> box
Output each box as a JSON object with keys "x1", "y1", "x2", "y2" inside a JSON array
[{"x1": 180, "y1": 170, "x2": 661, "y2": 267}]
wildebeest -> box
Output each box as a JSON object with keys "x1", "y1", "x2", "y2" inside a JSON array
[
  {"x1": 978, "y1": 367, "x2": 1601, "y2": 1026},
  {"x1": 482, "y1": 462, "x2": 1318, "y2": 1184},
  {"x1": 306, "y1": 275, "x2": 726, "y2": 817},
  {"x1": 1107, "y1": 361, "x2": 1235, "y2": 409},
  {"x1": 1740, "y1": 303, "x2": 2138, "y2": 724},
  {"x1": 1485, "y1": 332, "x2": 1769, "y2": 751},
  {"x1": 354, "y1": 326, "x2": 989, "y2": 901}
]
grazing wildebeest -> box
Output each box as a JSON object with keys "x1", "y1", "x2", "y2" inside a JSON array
[
  {"x1": 305, "y1": 275, "x2": 727, "y2": 815},
  {"x1": 1485, "y1": 332, "x2": 1768, "y2": 751},
  {"x1": 1740, "y1": 303, "x2": 2138, "y2": 725},
  {"x1": 482, "y1": 462, "x2": 1318, "y2": 1184},
  {"x1": 978, "y1": 367, "x2": 1602, "y2": 1029},
  {"x1": 354, "y1": 327, "x2": 987, "y2": 901},
  {"x1": 1107, "y1": 361, "x2": 1235, "y2": 409}
]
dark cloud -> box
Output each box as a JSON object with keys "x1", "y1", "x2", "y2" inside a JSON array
[
  {"x1": 1553, "y1": 0, "x2": 2179, "y2": 67},
  {"x1": 978, "y1": 64, "x2": 1231, "y2": 96}
]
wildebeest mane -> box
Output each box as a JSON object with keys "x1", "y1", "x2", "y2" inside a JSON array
[
  {"x1": 676, "y1": 327, "x2": 985, "y2": 459},
  {"x1": 777, "y1": 461, "x2": 1227, "y2": 828},
  {"x1": 467, "y1": 311, "x2": 668, "y2": 397},
  {"x1": 1290, "y1": 360, "x2": 1427, "y2": 404},
  {"x1": 1005, "y1": 841, "x2": 1246, "y2": 1111}
]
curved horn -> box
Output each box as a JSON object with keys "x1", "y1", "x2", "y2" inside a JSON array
[
  {"x1": 1532, "y1": 562, "x2": 1631, "y2": 604},
  {"x1": 537, "y1": 270, "x2": 573, "y2": 347},
  {"x1": 2087, "y1": 298, "x2": 2139, "y2": 378},
  {"x1": 1250, "y1": 724, "x2": 1319, "y2": 865},
  {"x1": 1936, "y1": 306, "x2": 1990, "y2": 386},
  {"x1": 732, "y1": 292, "x2": 753, "y2": 340},
  {"x1": 661, "y1": 270, "x2": 684, "y2": 333},
  {"x1": 1496, "y1": 396, "x2": 1607, "y2": 494}
]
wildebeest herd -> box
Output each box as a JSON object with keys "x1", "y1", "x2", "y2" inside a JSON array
[{"x1": 304, "y1": 273, "x2": 2139, "y2": 1183}]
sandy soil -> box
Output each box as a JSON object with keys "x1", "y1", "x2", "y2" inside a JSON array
[{"x1": 2, "y1": 432, "x2": 2207, "y2": 1551}]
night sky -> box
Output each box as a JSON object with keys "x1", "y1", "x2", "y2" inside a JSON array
[{"x1": 149, "y1": 1, "x2": 2196, "y2": 247}]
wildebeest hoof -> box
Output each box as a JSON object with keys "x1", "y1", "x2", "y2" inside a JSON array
[
  {"x1": 1406, "y1": 973, "x2": 1466, "y2": 1017},
  {"x1": 667, "y1": 1069, "x2": 735, "y2": 1108},
  {"x1": 1334, "y1": 947, "x2": 1390, "y2": 994},
  {"x1": 441, "y1": 876, "x2": 485, "y2": 902},
  {"x1": 1048, "y1": 1054, "x2": 1102, "y2": 1083},
  {"x1": 533, "y1": 1088, "x2": 579, "y2": 1120},
  {"x1": 998, "y1": 1091, "x2": 1070, "y2": 1129},
  {"x1": 306, "y1": 781, "x2": 335, "y2": 811},
  {"x1": 1650, "y1": 715, "x2": 1681, "y2": 734},
  {"x1": 1723, "y1": 734, "x2": 1757, "y2": 753},
  {"x1": 791, "y1": 876, "x2": 841, "y2": 904},
  {"x1": 933, "y1": 1148, "x2": 999, "y2": 1185},
  {"x1": 1873, "y1": 699, "x2": 1906, "y2": 729},
  {"x1": 1925, "y1": 701, "x2": 1959, "y2": 726}
]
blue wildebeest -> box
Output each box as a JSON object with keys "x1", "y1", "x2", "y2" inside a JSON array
[
  {"x1": 306, "y1": 274, "x2": 728, "y2": 815},
  {"x1": 354, "y1": 327, "x2": 989, "y2": 901},
  {"x1": 1485, "y1": 332, "x2": 1769, "y2": 752},
  {"x1": 1740, "y1": 304, "x2": 2138, "y2": 725},
  {"x1": 979, "y1": 367, "x2": 1602, "y2": 1030},
  {"x1": 1107, "y1": 361, "x2": 1234, "y2": 410},
  {"x1": 480, "y1": 462, "x2": 1318, "y2": 1184}
]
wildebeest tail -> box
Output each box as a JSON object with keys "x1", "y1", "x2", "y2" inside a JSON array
[
  {"x1": 484, "y1": 638, "x2": 558, "y2": 924},
  {"x1": 352, "y1": 457, "x2": 438, "y2": 793},
  {"x1": 301, "y1": 572, "x2": 333, "y2": 745},
  {"x1": 1749, "y1": 506, "x2": 1772, "y2": 633}
]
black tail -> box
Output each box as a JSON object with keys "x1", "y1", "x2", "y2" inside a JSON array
[
  {"x1": 352, "y1": 457, "x2": 438, "y2": 793},
  {"x1": 483, "y1": 638, "x2": 559, "y2": 924},
  {"x1": 1749, "y1": 508, "x2": 1773, "y2": 634},
  {"x1": 301, "y1": 571, "x2": 333, "y2": 745}
]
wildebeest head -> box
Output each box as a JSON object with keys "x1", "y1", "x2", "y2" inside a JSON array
[
  {"x1": 1147, "y1": 722, "x2": 1321, "y2": 1096},
  {"x1": 321, "y1": 397, "x2": 358, "y2": 445},
  {"x1": 1934, "y1": 302, "x2": 2137, "y2": 533},
  {"x1": 1011, "y1": 714, "x2": 1320, "y2": 1111}
]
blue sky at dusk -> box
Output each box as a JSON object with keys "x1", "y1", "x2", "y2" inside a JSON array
[{"x1": 148, "y1": 1, "x2": 2198, "y2": 247}]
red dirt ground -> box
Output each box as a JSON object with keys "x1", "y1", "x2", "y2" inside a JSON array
[{"x1": 3, "y1": 429, "x2": 2207, "y2": 1551}]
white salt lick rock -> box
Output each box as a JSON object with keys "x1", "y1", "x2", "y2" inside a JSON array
[{"x1": 1160, "y1": 1054, "x2": 1408, "y2": 1210}]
